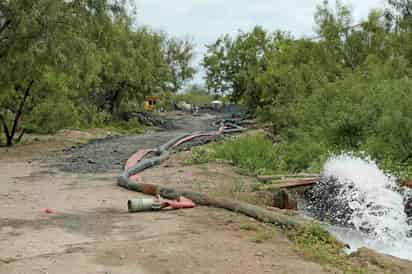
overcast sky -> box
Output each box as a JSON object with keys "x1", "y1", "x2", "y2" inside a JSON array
[{"x1": 134, "y1": 0, "x2": 386, "y2": 84}]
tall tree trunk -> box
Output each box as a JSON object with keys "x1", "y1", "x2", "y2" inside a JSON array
[
  {"x1": 109, "y1": 89, "x2": 121, "y2": 115},
  {"x1": 0, "y1": 114, "x2": 11, "y2": 146},
  {"x1": 110, "y1": 81, "x2": 127, "y2": 116},
  {"x1": 0, "y1": 19, "x2": 11, "y2": 35},
  {"x1": 0, "y1": 20, "x2": 12, "y2": 60},
  {"x1": 16, "y1": 129, "x2": 26, "y2": 144},
  {"x1": 1, "y1": 80, "x2": 34, "y2": 147}
]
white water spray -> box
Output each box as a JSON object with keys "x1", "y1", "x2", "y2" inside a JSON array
[{"x1": 314, "y1": 154, "x2": 412, "y2": 260}]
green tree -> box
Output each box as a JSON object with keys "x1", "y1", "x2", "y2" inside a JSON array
[
  {"x1": 203, "y1": 35, "x2": 234, "y2": 96},
  {"x1": 387, "y1": 0, "x2": 412, "y2": 30},
  {"x1": 0, "y1": 0, "x2": 92, "y2": 146},
  {"x1": 203, "y1": 26, "x2": 272, "y2": 108},
  {"x1": 1, "y1": 0, "x2": 190, "y2": 145},
  {"x1": 164, "y1": 37, "x2": 196, "y2": 93},
  {"x1": 94, "y1": 25, "x2": 170, "y2": 116}
]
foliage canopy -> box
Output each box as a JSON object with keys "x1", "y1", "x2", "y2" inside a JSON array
[
  {"x1": 203, "y1": 0, "x2": 412, "y2": 176},
  {"x1": 0, "y1": 0, "x2": 196, "y2": 146}
]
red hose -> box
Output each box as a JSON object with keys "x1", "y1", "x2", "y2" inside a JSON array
[
  {"x1": 125, "y1": 149, "x2": 155, "y2": 170},
  {"x1": 123, "y1": 125, "x2": 232, "y2": 210}
]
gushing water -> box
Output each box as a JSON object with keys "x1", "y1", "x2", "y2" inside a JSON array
[{"x1": 305, "y1": 154, "x2": 412, "y2": 260}]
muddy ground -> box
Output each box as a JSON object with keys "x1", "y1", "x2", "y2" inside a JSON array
[
  {"x1": 46, "y1": 112, "x2": 218, "y2": 174},
  {"x1": 1, "y1": 112, "x2": 411, "y2": 274}
]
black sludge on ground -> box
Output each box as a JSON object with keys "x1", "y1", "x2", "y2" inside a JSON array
[
  {"x1": 47, "y1": 113, "x2": 229, "y2": 174},
  {"x1": 303, "y1": 177, "x2": 354, "y2": 226},
  {"x1": 119, "y1": 111, "x2": 177, "y2": 130}
]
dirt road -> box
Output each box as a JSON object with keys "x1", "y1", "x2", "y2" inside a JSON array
[{"x1": 0, "y1": 113, "x2": 334, "y2": 274}]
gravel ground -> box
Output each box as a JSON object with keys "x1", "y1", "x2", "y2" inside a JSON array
[{"x1": 47, "y1": 113, "x2": 222, "y2": 173}]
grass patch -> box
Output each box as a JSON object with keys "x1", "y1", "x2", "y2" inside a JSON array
[
  {"x1": 212, "y1": 133, "x2": 278, "y2": 175},
  {"x1": 0, "y1": 120, "x2": 144, "y2": 148},
  {"x1": 288, "y1": 223, "x2": 369, "y2": 274},
  {"x1": 96, "y1": 120, "x2": 145, "y2": 134},
  {"x1": 186, "y1": 147, "x2": 216, "y2": 165},
  {"x1": 187, "y1": 131, "x2": 412, "y2": 182},
  {"x1": 239, "y1": 223, "x2": 259, "y2": 231},
  {"x1": 209, "y1": 177, "x2": 257, "y2": 203},
  {"x1": 187, "y1": 132, "x2": 280, "y2": 176}
]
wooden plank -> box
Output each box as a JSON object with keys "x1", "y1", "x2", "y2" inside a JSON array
[
  {"x1": 261, "y1": 178, "x2": 319, "y2": 189},
  {"x1": 275, "y1": 178, "x2": 319, "y2": 188},
  {"x1": 257, "y1": 174, "x2": 320, "y2": 182}
]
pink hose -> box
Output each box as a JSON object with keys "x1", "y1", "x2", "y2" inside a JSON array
[
  {"x1": 123, "y1": 127, "x2": 227, "y2": 208},
  {"x1": 125, "y1": 149, "x2": 156, "y2": 182},
  {"x1": 125, "y1": 149, "x2": 155, "y2": 170},
  {"x1": 172, "y1": 127, "x2": 224, "y2": 148}
]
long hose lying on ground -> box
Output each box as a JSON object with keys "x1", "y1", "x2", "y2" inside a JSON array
[{"x1": 117, "y1": 118, "x2": 308, "y2": 228}]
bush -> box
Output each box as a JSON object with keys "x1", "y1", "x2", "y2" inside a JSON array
[
  {"x1": 259, "y1": 61, "x2": 412, "y2": 177},
  {"x1": 273, "y1": 138, "x2": 330, "y2": 173},
  {"x1": 189, "y1": 68, "x2": 412, "y2": 178},
  {"x1": 107, "y1": 120, "x2": 144, "y2": 134},
  {"x1": 24, "y1": 97, "x2": 80, "y2": 134},
  {"x1": 190, "y1": 133, "x2": 280, "y2": 175},
  {"x1": 78, "y1": 105, "x2": 111, "y2": 128},
  {"x1": 189, "y1": 132, "x2": 332, "y2": 175},
  {"x1": 212, "y1": 133, "x2": 279, "y2": 175}
]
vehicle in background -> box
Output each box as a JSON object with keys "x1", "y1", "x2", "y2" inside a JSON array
[
  {"x1": 144, "y1": 96, "x2": 162, "y2": 112},
  {"x1": 211, "y1": 100, "x2": 223, "y2": 110}
]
